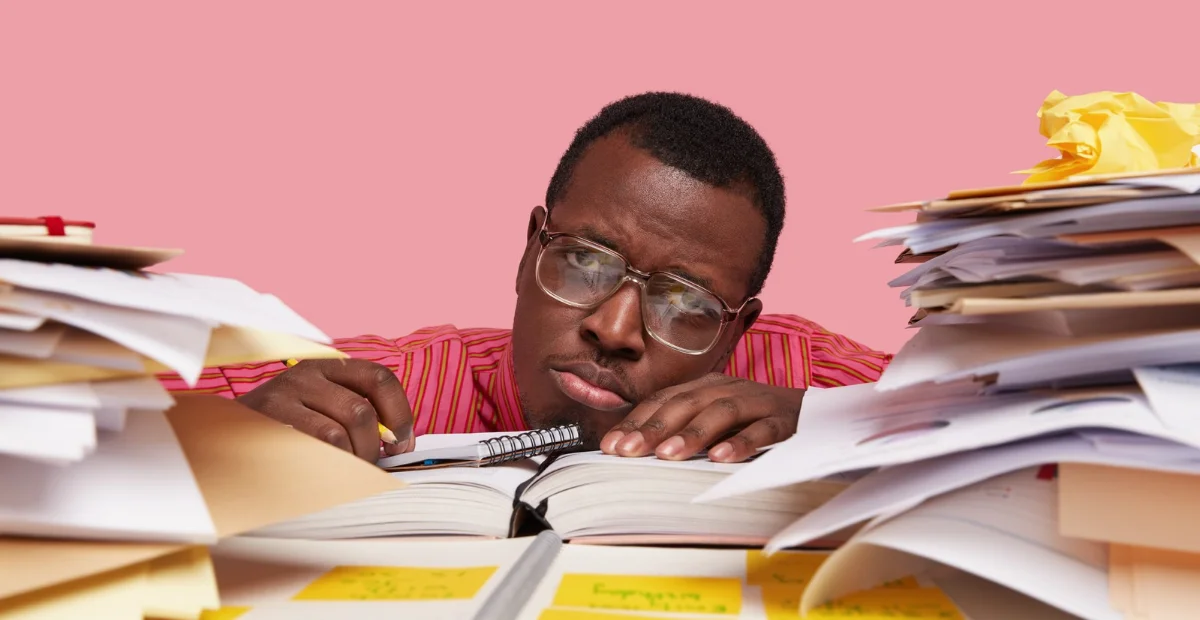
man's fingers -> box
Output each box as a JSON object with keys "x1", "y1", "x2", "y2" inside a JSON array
[
  {"x1": 309, "y1": 359, "x2": 415, "y2": 449},
  {"x1": 652, "y1": 393, "x2": 767, "y2": 460},
  {"x1": 299, "y1": 381, "x2": 387, "y2": 462},
  {"x1": 599, "y1": 386, "x2": 682, "y2": 454},
  {"x1": 708, "y1": 416, "x2": 792, "y2": 463},
  {"x1": 614, "y1": 385, "x2": 740, "y2": 458},
  {"x1": 601, "y1": 373, "x2": 733, "y2": 455},
  {"x1": 271, "y1": 402, "x2": 355, "y2": 454}
]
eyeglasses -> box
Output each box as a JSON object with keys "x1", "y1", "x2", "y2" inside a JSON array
[{"x1": 534, "y1": 218, "x2": 754, "y2": 355}]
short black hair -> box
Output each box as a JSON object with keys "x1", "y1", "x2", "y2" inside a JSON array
[{"x1": 545, "y1": 91, "x2": 786, "y2": 298}]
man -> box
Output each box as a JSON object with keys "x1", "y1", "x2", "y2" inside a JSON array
[{"x1": 161, "y1": 92, "x2": 891, "y2": 463}]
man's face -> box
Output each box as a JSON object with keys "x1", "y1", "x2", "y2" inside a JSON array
[{"x1": 511, "y1": 132, "x2": 767, "y2": 445}]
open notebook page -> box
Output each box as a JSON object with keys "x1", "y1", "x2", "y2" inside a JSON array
[
  {"x1": 206, "y1": 536, "x2": 536, "y2": 620},
  {"x1": 801, "y1": 467, "x2": 1117, "y2": 620}
]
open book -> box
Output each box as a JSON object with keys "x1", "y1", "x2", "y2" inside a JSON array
[
  {"x1": 205, "y1": 530, "x2": 1071, "y2": 620},
  {"x1": 248, "y1": 431, "x2": 854, "y2": 546}
]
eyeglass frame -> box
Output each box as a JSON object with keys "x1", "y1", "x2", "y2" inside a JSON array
[{"x1": 532, "y1": 215, "x2": 756, "y2": 355}]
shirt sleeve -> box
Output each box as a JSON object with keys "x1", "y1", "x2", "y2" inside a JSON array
[
  {"x1": 154, "y1": 325, "x2": 483, "y2": 437},
  {"x1": 724, "y1": 313, "x2": 893, "y2": 389}
]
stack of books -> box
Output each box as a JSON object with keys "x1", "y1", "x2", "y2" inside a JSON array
[
  {"x1": 0, "y1": 217, "x2": 400, "y2": 619},
  {"x1": 698, "y1": 170, "x2": 1200, "y2": 619}
]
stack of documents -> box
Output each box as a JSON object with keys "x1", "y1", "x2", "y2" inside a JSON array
[
  {"x1": 697, "y1": 169, "x2": 1200, "y2": 619},
  {"x1": 0, "y1": 233, "x2": 342, "y2": 464},
  {"x1": 0, "y1": 227, "x2": 402, "y2": 619}
]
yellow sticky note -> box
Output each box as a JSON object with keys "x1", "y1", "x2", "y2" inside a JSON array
[
  {"x1": 552, "y1": 573, "x2": 741, "y2": 615},
  {"x1": 538, "y1": 609, "x2": 666, "y2": 620},
  {"x1": 292, "y1": 565, "x2": 497, "y2": 601},
  {"x1": 746, "y1": 551, "x2": 920, "y2": 589},
  {"x1": 198, "y1": 608, "x2": 251, "y2": 620},
  {"x1": 143, "y1": 547, "x2": 221, "y2": 620},
  {"x1": 763, "y1": 586, "x2": 964, "y2": 620},
  {"x1": 746, "y1": 550, "x2": 828, "y2": 587}
]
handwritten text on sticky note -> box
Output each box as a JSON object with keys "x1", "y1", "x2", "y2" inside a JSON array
[
  {"x1": 552, "y1": 574, "x2": 741, "y2": 615},
  {"x1": 746, "y1": 550, "x2": 829, "y2": 587},
  {"x1": 292, "y1": 565, "x2": 497, "y2": 601},
  {"x1": 763, "y1": 585, "x2": 964, "y2": 619}
]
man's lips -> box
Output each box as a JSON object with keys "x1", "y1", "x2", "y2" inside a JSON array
[{"x1": 549, "y1": 364, "x2": 632, "y2": 412}]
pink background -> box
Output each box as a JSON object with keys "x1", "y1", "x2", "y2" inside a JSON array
[{"x1": 1, "y1": 1, "x2": 1196, "y2": 354}]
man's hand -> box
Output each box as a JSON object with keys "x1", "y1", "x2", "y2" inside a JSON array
[
  {"x1": 236, "y1": 359, "x2": 415, "y2": 462},
  {"x1": 598, "y1": 374, "x2": 803, "y2": 463}
]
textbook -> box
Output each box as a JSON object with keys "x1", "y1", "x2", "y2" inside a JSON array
[{"x1": 249, "y1": 431, "x2": 854, "y2": 546}]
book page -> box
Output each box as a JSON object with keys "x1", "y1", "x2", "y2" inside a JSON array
[
  {"x1": 802, "y1": 467, "x2": 1117, "y2": 620},
  {"x1": 206, "y1": 536, "x2": 535, "y2": 620}
]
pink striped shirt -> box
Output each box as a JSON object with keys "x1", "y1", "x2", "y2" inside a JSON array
[{"x1": 158, "y1": 314, "x2": 892, "y2": 436}]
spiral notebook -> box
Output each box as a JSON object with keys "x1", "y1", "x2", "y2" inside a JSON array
[{"x1": 376, "y1": 424, "x2": 583, "y2": 471}]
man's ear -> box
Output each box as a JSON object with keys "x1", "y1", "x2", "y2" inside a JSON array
[
  {"x1": 710, "y1": 298, "x2": 763, "y2": 372},
  {"x1": 516, "y1": 206, "x2": 548, "y2": 294}
]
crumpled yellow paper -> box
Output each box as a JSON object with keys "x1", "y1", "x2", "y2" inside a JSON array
[{"x1": 1018, "y1": 90, "x2": 1200, "y2": 184}]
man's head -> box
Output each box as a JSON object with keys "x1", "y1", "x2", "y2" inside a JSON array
[{"x1": 511, "y1": 92, "x2": 787, "y2": 444}]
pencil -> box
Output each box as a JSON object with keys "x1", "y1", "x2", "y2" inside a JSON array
[{"x1": 284, "y1": 358, "x2": 398, "y2": 445}]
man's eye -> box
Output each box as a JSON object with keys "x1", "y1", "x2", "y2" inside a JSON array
[{"x1": 566, "y1": 250, "x2": 607, "y2": 271}]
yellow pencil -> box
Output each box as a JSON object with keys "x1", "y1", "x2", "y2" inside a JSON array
[{"x1": 285, "y1": 358, "x2": 398, "y2": 445}]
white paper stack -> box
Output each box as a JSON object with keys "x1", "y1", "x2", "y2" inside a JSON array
[
  {"x1": 0, "y1": 221, "x2": 344, "y2": 541},
  {"x1": 696, "y1": 170, "x2": 1200, "y2": 619}
]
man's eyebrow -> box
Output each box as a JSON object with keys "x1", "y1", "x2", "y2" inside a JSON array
[
  {"x1": 576, "y1": 225, "x2": 622, "y2": 251},
  {"x1": 575, "y1": 225, "x2": 717, "y2": 292},
  {"x1": 668, "y1": 269, "x2": 714, "y2": 290}
]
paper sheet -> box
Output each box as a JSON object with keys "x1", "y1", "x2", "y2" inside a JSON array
[
  {"x1": 0, "y1": 546, "x2": 218, "y2": 620},
  {"x1": 0, "y1": 409, "x2": 216, "y2": 543},
  {"x1": 801, "y1": 469, "x2": 1116, "y2": 620},
  {"x1": 1111, "y1": 544, "x2": 1200, "y2": 620},
  {"x1": 0, "y1": 260, "x2": 328, "y2": 343},
  {"x1": 763, "y1": 432, "x2": 1200, "y2": 553},
  {"x1": 695, "y1": 383, "x2": 1179, "y2": 503},
  {"x1": 0, "y1": 403, "x2": 95, "y2": 464},
  {"x1": 0, "y1": 324, "x2": 64, "y2": 358},
  {"x1": 0, "y1": 395, "x2": 403, "y2": 602},
  {"x1": 1018, "y1": 90, "x2": 1200, "y2": 184},
  {"x1": 1059, "y1": 463, "x2": 1200, "y2": 553}
]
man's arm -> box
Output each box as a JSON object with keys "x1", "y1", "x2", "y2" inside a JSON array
[{"x1": 601, "y1": 313, "x2": 894, "y2": 462}]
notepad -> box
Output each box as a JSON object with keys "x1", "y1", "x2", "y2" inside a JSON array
[{"x1": 377, "y1": 425, "x2": 583, "y2": 470}]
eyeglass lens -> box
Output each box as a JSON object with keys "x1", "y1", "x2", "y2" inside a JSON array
[{"x1": 537, "y1": 236, "x2": 725, "y2": 352}]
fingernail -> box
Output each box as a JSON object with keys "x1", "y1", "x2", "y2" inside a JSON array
[
  {"x1": 600, "y1": 431, "x2": 625, "y2": 454},
  {"x1": 657, "y1": 436, "x2": 685, "y2": 459},
  {"x1": 710, "y1": 442, "x2": 734, "y2": 462},
  {"x1": 616, "y1": 431, "x2": 645, "y2": 456}
]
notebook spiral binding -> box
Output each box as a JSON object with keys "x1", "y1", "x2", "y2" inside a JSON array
[{"x1": 480, "y1": 424, "x2": 583, "y2": 465}]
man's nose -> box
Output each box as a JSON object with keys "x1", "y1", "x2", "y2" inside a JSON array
[{"x1": 579, "y1": 282, "x2": 645, "y2": 360}]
